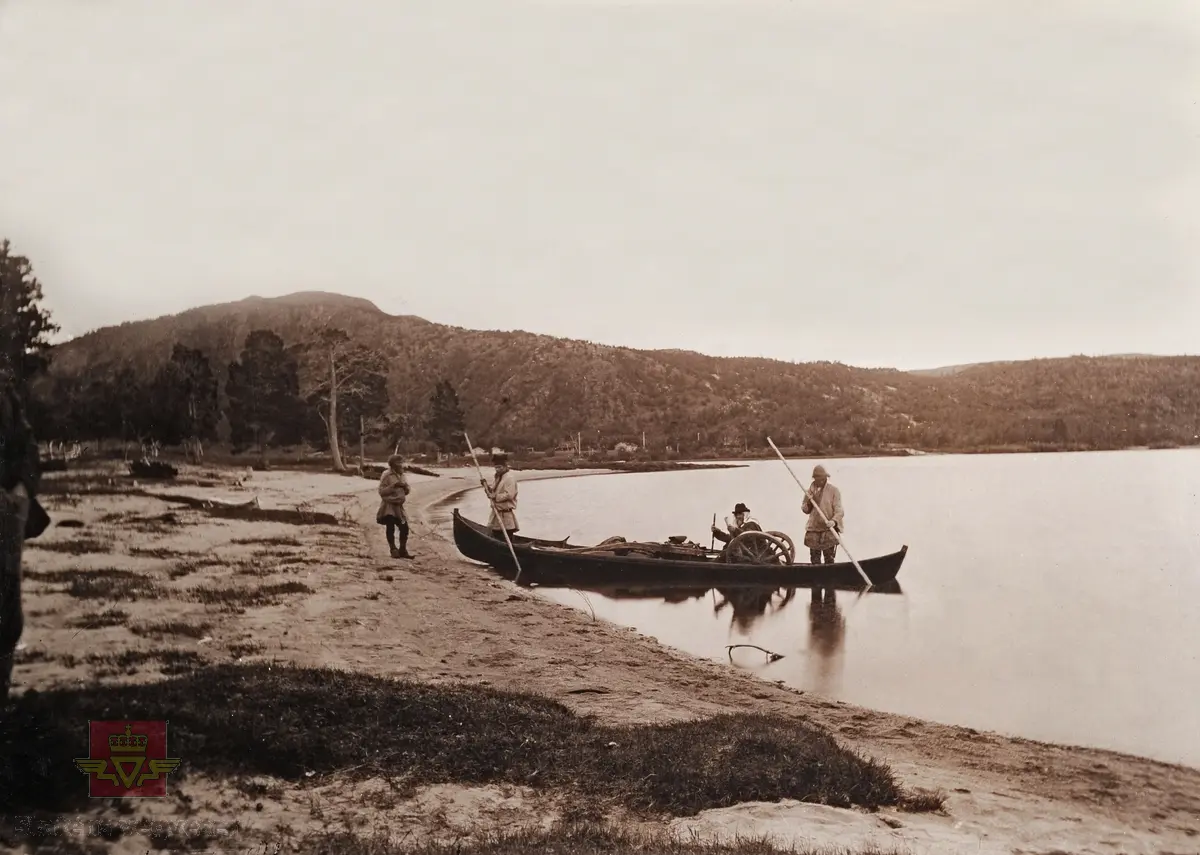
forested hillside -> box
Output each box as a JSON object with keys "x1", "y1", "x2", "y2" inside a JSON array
[{"x1": 26, "y1": 291, "x2": 1200, "y2": 458}]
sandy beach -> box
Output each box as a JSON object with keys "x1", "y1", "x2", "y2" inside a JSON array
[{"x1": 7, "y1": 461, "x2": 1200, "y2": 854}]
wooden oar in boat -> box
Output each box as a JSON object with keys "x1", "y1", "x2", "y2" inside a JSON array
[
  {"x1": 463, "y1": 432, "x2": 526, "y2": 584},
  {"x1": 766, "y1": 437, "x2": 873, "y2": 590}
]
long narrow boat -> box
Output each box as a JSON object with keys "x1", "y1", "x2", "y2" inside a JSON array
[{"x1": 452, "y1": 509, "x2": 907, "y2": 589}]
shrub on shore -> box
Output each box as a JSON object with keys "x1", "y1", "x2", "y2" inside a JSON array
[{"x1": 1, "y1": 664, "x2": 942, "y2": 823}]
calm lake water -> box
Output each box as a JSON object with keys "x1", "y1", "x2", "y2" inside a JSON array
[{"x1": 443, "y1": 449, "x2": 1200, "y2": 768}]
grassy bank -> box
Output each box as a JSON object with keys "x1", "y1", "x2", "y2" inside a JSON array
[
  {"x1": 301, "y1": 824, "x2": 911, "y2": 855},
  {"x1": 1, "y1": 665, "x2": 942, "y2": 823}
]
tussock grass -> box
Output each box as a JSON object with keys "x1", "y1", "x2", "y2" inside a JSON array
[
  {"x1": 26, "y1": 568, "x2": 134, "y2": 585},
  {"x1": 899, "y1": 789, "x2": 947, "y2": 812},
  {"x1": 302, "y1": 825, "x2": 907, "y2": 855},
  {"x1": 234, "y1": 559, "x2": 279, "y2": 577},
  {"x1": 0, "y1": 664, "x2": 940, "y2": 824},
  {"x1": 168, "y1": 556, "x2": 226, "y2": 579},
  {"x1": 26, "y1": 536, "x2": 112, "y2": 555},
  {"x1": 26, "y1": 568, "x2": 162, "y2": 602},
  {"x1": 54, "y1": 648, "x2": 202, "y2": 676},
  {"x1": 228, "y1": 641, "x2": 265, "y2": 658},
  {"x1": 129, "y1": 545, "x2": 198, "y2": 560},
  {"x1": 64, "y1": 571, "x2": 162, "y2": 601},
  {"x1": 188, "y1": 581, "x2": 314, "y2": 608},
  {"x1": 129, "y1": 620, "x2": 213, "y2": 640},
  {"x1": 67, "y1": 608, "x2": 129, "y2": 630},
  {"x1": 84, "y1": 648, "x2": 203, "y2": 677},
  {"x1": 112, "y1": 513, "x2": 181, "y2": 534},
  {"x1": 231, "y1": 535, "x2": 302, "y2": 547}
]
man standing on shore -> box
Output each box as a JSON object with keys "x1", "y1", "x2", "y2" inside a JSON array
[
  {"x1": 482, "y1": 452, "x2": 519, "y2": 540},
  {"x1": 0, "y1": 377, "x2": 42, "y2": 702},
  {"x1": 802, "y1": 464, "x2": 844, "y2": 564}
]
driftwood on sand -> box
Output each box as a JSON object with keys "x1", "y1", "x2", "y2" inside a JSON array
[{"x1": 142, "y1": 492, "x2": 340, "y2": 526}]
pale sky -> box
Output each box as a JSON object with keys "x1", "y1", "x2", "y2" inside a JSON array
[{"x1": 2, "y1": 0, "x2": 1198, "y2": 371}]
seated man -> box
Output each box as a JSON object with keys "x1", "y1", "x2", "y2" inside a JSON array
[{"x1": 711, "y1": 502, "x2": 763, "y2": 549}]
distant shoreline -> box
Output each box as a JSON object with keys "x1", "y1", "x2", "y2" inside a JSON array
[
  {"x1": 410, "y1": 441, "x2": 1198, "y2": 474},
  {"x1": 42, "y1": 439, "x2": 1198, "y2": 482}
]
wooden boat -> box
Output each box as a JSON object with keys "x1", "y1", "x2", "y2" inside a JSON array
[{"x1": 452, "y1": 509, "x2": 907, "y2": 589}]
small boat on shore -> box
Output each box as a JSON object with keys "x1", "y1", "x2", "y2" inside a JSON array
[{"x1": 451, "y1": 509, "x2": 907, "y2": 589}]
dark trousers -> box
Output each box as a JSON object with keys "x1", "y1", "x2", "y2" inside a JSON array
[
  {"x1": 386, "y1": 519, "x2": 409, "y2": 552},
  {"x1": 1, "y1": 490, "x2": 30, "y2": 700},
  {"x1": 810, "y1": 547, "x2": 836, "y2": 564}
]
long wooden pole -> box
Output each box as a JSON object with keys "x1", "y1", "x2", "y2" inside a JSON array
[
  {"x1": 463, "y1": 431, "x2": 526, "y2": 584},
  {"x1": 766, "y1": 437, "x2": 872, "y2": 590}
]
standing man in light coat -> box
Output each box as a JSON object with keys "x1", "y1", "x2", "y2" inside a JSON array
[
  {"x1": 376, "y1": 453, "x2": 413, "y2": 559},
  {"x1": 801, "y1": 464, "x2": 844, "y2": 564},
  {"x1": 482, "y1": 451, "x2": 519, "y2": 540}
]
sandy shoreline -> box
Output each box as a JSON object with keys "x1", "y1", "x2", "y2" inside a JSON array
[{"x1": 9, "y1": 462, "x2": 1200, "y2": 854}]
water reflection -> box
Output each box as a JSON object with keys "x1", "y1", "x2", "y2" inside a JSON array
[
  {"x1": 714, "y1": 587, "x2": 797, "y2": 635},
  {"x1": 543, "y1": 579, "x2": 904, "y2": 693},
  {"x1": 806, "y1": 587, "x2": 847, "y2": 694}
]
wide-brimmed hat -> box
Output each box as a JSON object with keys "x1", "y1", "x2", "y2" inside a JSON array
[
  {"x1": 732, "y1": 502, "x2": 750, "y2": 514},
  {"x1": 491, "y1": 452, "x2": 509, "y2": 464},
  {"x1": 812, "y1": 465, "x2": 829, "y2": 477}
]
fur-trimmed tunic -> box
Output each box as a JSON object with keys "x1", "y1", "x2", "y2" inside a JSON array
[
  {"x1": 376, "y1": 469, "x2": 410, "y2": 524},
  {"x1": 486, "y1": 469, "x2": 518, "y2": 532},
  {"x1": 801, "y1": 482, "x2": 843, "y2": 551}
]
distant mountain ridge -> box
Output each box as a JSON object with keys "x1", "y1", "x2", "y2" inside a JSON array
[
  {"x1": 40, "y1": 293, "x2": 1200, "y2": 454},
  {"x1": 908, "y1": 353, "x2": 1165, "y2": 377}
]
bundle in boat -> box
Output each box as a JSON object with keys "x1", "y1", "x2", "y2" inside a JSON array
[{"x1": 539, "y1": 535, "x2": 714, "y2": 562}]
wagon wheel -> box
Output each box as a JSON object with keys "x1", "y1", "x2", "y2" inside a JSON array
[
  {"x1": 726, "y1": 531, "x2": 790, "y2": 566},
  {"x1": 765, "y1": 531, "x2": 796, "y2": 565}
]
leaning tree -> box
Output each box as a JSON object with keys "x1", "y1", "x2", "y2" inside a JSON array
[{"x1": 292, "y1": 325, "x2": 390, "y2": 472}]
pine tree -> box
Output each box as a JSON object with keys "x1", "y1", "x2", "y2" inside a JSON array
[
  {"x1": 0, "y1": 239, "x2": 60, "y2": 393},
  {"x1": 226, "y1": 329, "x2": 304, "y2": 453},
  {"x1": 425, "y1": 379, "x2": 466, "y2": 453}
]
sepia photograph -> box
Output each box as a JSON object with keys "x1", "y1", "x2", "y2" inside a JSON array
[{"x1": 1, "y1": 1, "x2": 1198, "y2": 852}]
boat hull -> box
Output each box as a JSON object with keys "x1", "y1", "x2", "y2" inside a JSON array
[{"x1": 451, "y1": 509, "x2": 906, "y2": 590}]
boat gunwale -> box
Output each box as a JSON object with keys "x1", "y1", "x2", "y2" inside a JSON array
[{"x1": 451, "y1": 508, "x2": 908, "y2": 574}]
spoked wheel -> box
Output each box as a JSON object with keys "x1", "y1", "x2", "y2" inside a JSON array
[
  {"x1": 765, "y1": 531, "x2": 796, "y2": 565},
  {"x1": 726, "y1": 531, "x2": 791, "y2": 566}
]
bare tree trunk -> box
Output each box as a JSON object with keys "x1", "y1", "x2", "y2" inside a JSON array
[
  {"x1": 327, "y1": 352, "x2": 346, "y2": 471},
  {"x1": 358, "y1": 414, "x2": 366, "y2": 475}
]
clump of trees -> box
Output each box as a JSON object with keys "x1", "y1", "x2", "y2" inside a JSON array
[{"x1": 3, "y1": 237, "x2": 476, "y2": 469}]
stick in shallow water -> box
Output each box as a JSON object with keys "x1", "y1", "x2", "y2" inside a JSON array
[{"x1": 726, "y1": 644, "x2": 784, "y2": 663}]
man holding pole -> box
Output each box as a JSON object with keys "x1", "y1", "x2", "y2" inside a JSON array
[
  {"x1": 482, "y1": 452, "x2": 519, "y2": 540},
  {"x1": 802, "y1": 464, "x2": 843, "y2": 564}
]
